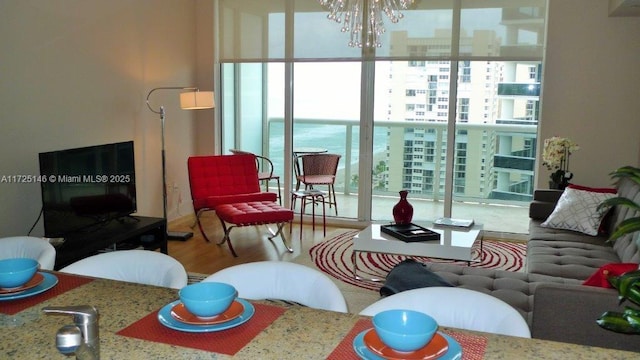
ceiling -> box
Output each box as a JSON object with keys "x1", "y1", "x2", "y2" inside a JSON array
[{"x1": 609, "y1": 0, "x2": 640, "y2": 16}]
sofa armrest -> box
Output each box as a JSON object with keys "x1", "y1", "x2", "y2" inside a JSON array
[
  {"x1": 529, "y1": 189, "x2": 563, "y2": 220},
  {"x1": 533, "y1": 189, "x2": 564, "y2": 203},
  {"x1": 532, "y1": 283, "x2": 640, "y2": 352}
]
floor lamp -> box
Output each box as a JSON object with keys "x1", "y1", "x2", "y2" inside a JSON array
[{"x1": 146, "y1": 87, "x2": 215, "y2": 240}]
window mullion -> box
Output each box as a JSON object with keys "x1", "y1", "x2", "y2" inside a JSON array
[{"x1": 443, "y1": 0, "x2": 462, "y2": 217}]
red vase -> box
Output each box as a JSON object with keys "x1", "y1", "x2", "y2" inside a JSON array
[{"x1": 393, "y1": 190, "x2": 414, "y2": 225}]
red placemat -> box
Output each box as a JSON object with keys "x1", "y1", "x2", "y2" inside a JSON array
[
  {"x1": 0, "y1": 272, "x2": 94, "y2": 315},
  {"x1": 117, "y1": 302, "x2": 286, "y2": 355},
  {"x1": 440, "y1": 329, "x2": 488, "y2": 360},
  {"x1": 327, "y1": 318, "x2": 488, "y2": 360},
  {"x1": 328, "y1": 318, "x2": 372, "y2": 360}
]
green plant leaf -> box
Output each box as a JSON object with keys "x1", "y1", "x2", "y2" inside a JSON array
[
  {"x1": 627, "y1": 285, "x2": 640, "y2": 307},
  {"x1": 609, "y1": 274, "x2": 622, "y2": 289},
  {"x1": 597, "y1": 311, "x2": 640, "y2": 334},
  {"x1": 623, "y1": 306, "x2": 640, "y2": 317},
  {"x1": 609, "y1": 219, "x2": 640, "y2": 242},
  {"x1": 625, "y1": 312, "x2": 640, "y2": 330},
  {"x1": 612, "y1": 270, "x2": 640, "y2": 300},
  {"x1": 609, "y1": 166, "x2": 640, "y2": 185},
  {"x1": 597, "y1": 197, "x2": 640, "y2": 212}
]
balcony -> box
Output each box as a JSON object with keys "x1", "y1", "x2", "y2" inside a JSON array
[
  {"x1": 497, "y1": 83, "x2": 540, "y2": 97},
  {"x1": 494, "y1": 155, "x2": 535, "y2": 171},
  {"x1": 264, "y1": 118, "x2": 536, "y2": 234},
  {"x1": 333, "y1": 193, "x2": 529, "y2": 234}
]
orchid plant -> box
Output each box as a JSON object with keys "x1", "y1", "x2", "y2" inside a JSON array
[{"x1": 542, "y1": 136, "x2": 579, "y2": 189}]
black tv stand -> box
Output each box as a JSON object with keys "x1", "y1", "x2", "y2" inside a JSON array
[
  {"x1": 117, "y1": 215, "x2": 141, "y2": 224},
  {"x1": 53, "y1": 215, "x2": 168, "y2": 270}
]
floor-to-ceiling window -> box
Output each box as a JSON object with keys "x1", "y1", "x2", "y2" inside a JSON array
[{"x1": 216, "y1": 0, "x2": 547, "y2": 233}]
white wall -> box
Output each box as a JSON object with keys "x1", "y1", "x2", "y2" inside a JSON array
[
  {"x1": 540, "y1": 0, "x2": 640, "y2": 188},
  {"x1": 0, "y1": 0, "x2": 214, "y2": 237},
  {"x1": 194, "y1": 0, "x2": 217, "y2": 156}
]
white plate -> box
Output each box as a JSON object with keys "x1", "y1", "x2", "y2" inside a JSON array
[
  {"x1": 0, "y1": 272, "x2": 58, "y2": 301},
  {"x1": 353, "y1": 330, "x2": 462, "y2": 360},
  {"x1": 158, "y1": 298, "x2": 254, "y2": 333}
]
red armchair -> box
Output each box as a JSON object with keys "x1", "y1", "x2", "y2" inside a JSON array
[{"x1": 187, "y1": 154, "x2": 292, "y2": 256}]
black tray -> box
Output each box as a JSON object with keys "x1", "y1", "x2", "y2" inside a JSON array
[{"x1": 380, "y1": 223, "x2": 441, "y2": 243}]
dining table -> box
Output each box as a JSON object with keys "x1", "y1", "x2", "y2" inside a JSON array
[{"x1": 0, "y1": 270, "x2": 637, "y2": 359}]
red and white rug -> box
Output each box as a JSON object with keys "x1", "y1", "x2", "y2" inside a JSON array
[{"x1": 310, "y1": 229, "x2": 526, "y2": 292}]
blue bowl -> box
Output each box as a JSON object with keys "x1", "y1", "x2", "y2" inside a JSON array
[
  {"x1": 0, "y1": 258, "x2": 39, "y2": 289},
  {"x1": 179, "y1": 282, "x2": 237, "y2": 318},
  {"x1": 372, "y1": 309, "x2": 438, "y2": 352}
]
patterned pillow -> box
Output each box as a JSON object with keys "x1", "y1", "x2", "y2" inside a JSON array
[{"x1": 541, "y1": 185, "x2": 616, "y2": 236}]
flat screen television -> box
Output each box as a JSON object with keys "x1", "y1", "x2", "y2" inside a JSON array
[{"x1": 39, "y1": 141, "x2": 137, "y2": 238}]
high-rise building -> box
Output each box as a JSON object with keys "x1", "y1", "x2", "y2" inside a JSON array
[{"x1": 383, "y1": 29, "x2": 540, "y2": 202}]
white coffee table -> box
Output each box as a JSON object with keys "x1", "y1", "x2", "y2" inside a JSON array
[{"x1": 352, "y1": 222, "x2": 483, "y2": 281}]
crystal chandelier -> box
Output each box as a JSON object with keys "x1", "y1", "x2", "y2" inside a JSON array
[{"x1": 318, "y1": 0, "x2": 415, "y2": 48}]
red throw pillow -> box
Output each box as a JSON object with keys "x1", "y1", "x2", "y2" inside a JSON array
[{"x1": 582, "y1": 263, "x2": 639, "y2": 288}]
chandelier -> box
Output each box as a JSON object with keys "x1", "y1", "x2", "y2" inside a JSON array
[{"x1": 318, "y1": 0, "x2": 415, "y2": 48}]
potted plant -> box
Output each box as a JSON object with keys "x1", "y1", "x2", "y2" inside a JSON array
[
  {"x1": 597, "y1": 269, "x2": 640, "y2": 334},
  {"x1": 596, "y1": 166, "x2": 640, "y2": 333},
  {"x1": 597, "y1": 166, "x2": 640, "y2": 242},
  {"x1": 541, "y1": 136, "x2": 579, "y2": 190}
]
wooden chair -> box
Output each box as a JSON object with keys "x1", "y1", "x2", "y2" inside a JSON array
[
  {"x1": 229, "y1": 149, "x2": 282, "y2": 204},
  {"x1": 187, "y1": 154, "x2": 293, "y2": 256},
  {"x1": 294, "y1": 153, "x2": 341, "y2": 215}
]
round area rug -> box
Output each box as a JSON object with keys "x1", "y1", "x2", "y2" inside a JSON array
[{"x1": 310, "y1": 230, "x2": 526, "y2": 291}]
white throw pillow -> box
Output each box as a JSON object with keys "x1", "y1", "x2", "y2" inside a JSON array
[{"x1": 541, "y1": 186, "x2": 616, "y2": 236}]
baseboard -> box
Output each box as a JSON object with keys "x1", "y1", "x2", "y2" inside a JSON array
[{"x1": 168, "y1": 214, "x2": 196, "y2": 227}]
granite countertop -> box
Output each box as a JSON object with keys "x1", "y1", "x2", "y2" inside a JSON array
[{"x1": 1, "y1": 272, "x2": 637, "y2": 359}]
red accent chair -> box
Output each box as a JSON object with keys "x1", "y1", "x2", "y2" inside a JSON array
[{"x1": 187, "y1": 154, "x2": 293, "y2": 256}]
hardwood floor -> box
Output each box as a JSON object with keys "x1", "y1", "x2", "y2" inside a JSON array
[{"x1": 166, "y1": 213, "x2": 350, "y2": 275}]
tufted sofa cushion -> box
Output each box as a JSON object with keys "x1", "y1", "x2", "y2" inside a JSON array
[
  {"x1": 528, "y1": 219, "x2": 608, "y2": 245},
  {"x1": 526, "y1": 239, "x2": 621, "y2": 280},
  {"x1": 421, "y1": 262, "x2": 580, "y2": 326}
]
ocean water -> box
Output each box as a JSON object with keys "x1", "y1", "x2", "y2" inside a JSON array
[{"x1": 267, "y1": 122, "x2": 388, "y2": 175}]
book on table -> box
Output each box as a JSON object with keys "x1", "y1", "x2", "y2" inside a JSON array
[
  {"x1": 380, "y1": 223, "x2": 441, "y2": 242},
  {"x1": 433, "y1": 217, "x2": 475, "y2": 228}
]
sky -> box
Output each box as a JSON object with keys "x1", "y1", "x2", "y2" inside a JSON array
[{"x1": 263, "y1": 5, "x2": 537, "y2": 121}]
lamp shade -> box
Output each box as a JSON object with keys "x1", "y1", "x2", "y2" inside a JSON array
[{"x1": 180, "y1": 91, "x2": 215, "y2": 110}]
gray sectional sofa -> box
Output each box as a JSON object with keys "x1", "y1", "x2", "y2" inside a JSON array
[{"x1": 418, "y1": 176, "x2": 640, "y2": 352}]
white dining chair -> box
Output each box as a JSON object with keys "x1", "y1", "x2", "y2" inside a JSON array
[
  {"x1": 203, "y1": 261, "x2": 348, "y2": 313},
  {"x1": 359, "y1": 287, "x2": 531, "y2": 338},
  {"x1": 0, "y1": 236, "x2": 57, "y2": 270},
  {"x1": 59, "y1": 250, "x2": 188, "y2": 289}
]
